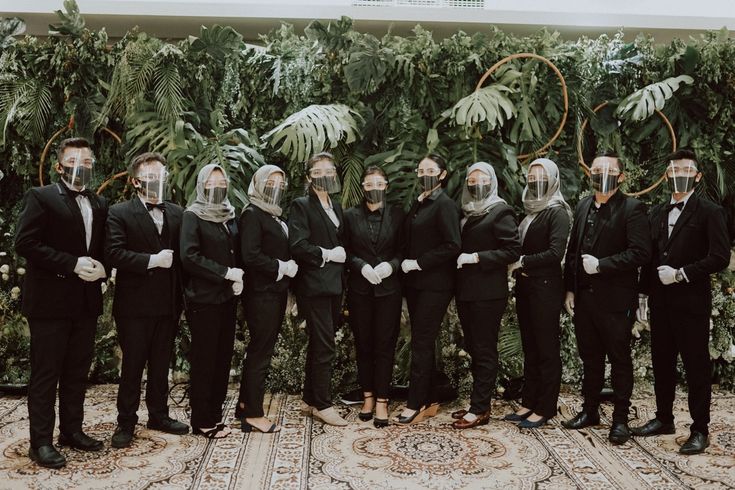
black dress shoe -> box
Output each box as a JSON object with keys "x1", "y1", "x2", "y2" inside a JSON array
[
  {"x1": 58, "y1": 431, "x2": 104, "y2": 451},
  {"x1": 679, "y1": 431, "x2": 709, "y2": 455},
  {"x1": 111, "y1": 426, "x2": 135, "y2": 448},
  {"x1": 562, "y1": 411, "x2": 600, "y2": 430},
  {"x1": 503, "y1": 410, "x2": 532, "y2": 423},
  {"x1": 631, "y1": 418, "x2": 675, "y2": 437},
  {"x1": 518, "y1": 416, "x2": 548, "y2": 429},
  {"x1": 29, "y1": 445, "x2": 66, "y2": 469},
  {"x1": 608, "y1": 422, "x2": 631, "y2": 445},
  {"x1": 147, "y1": 416, "x2": 190, "y2": 435}
]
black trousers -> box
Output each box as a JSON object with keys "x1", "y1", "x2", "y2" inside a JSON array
[
  {"x1": 347, "y1": 290, "x2": 402, "y2": 399},
  {"x1": 115, "y1": 315, "x2": 177, "y2": 428},
  {"x1": 297, "y1": 294, "x2": 341, "y2": 410},
  {"x1": 405, "y1": 287, "x2": 453, "y2": 410},
  {"x1": 186, "y1": 299, "x2": 236, "y2": 428},
  {"x1": 27, "y1": 317, "x2": 97, "y2": 449},
  {"x1": 516, "y1": 275, "x2": 563, "y2": 419},
  {"x1": 650, "y1": 303, "x2": 711, "y2": 435},
  {"x1": 237, "y1": 291, "x2": 287, "y2": 418},
  {"x1": 574, "y1": 288, "x2": 634, "y2": 423},
  {"x1": 457, "y1": 298, "x2": 506, "y2": 414}
]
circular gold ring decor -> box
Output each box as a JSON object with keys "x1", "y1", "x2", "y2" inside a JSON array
[
  {"x1": 577, "y1": 101, "x2": 677, "y2": 197},
  {"x1": 475, "y1": 52, "x2": 569, "y2": 161}
]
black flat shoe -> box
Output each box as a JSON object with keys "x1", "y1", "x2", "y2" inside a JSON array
[
  {"x1": 29, "y1": 445, "x2": 66, "y2": 469},
  {"x1": 518, "y1": 416, "x2": 548, "y2": 429},
  {"x1": 679, "y1": 431, "x2": 709, "y2": 455},
  {"x1": 562, "y1": 411, "x2": 600, "y2": 430},
  {"x1": 631, "y1": 418, "x2": 675, "y2": 437},
  {"x1": 58, "y1": 431, "x2": 104, "y2": 451},
  {"x1": 111, "y1": 425, "x2": 135, "y2": 448},
  {"x1": 503, "y1": 410, "x2": 532, "y2": 423},
  {"x1": 147, "y1": 416, "x2": 190, "y2": 435},
  {"x1": 608, "y1": 422, "x2": 631, "y2": 445},
  {"x1": 242, "y1": 420, "x2": 280, "y2": 433},
  {"x1": 358, "y1": 394, "x2": 375, "y2": 422}
]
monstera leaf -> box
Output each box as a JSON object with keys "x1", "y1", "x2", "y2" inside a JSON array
[
  {"x1": 48, "y1": 0, "x2": 85, "y2": 37},
  {"x1": 344, "y1": 34, "x2": 394, "y2": 94},
  {"x1": 188, "y1": 25, "x2": 244, "y2": 61},
  {"x1": 615, "y1": 75, "x2": 694, "y2": 121},
  {"x1": 443, "y1": 84, "x2": 516, "y2": 131}
]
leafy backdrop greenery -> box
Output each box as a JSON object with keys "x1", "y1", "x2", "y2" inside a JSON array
[{"x1": 1, "y1": 1, "x2": 734, "y2": 396}]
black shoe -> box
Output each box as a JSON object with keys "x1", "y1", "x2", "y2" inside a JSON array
[
  {"x1": 608, "y1": 422, "x2": 631, "y2": 445},
  {"x1": 28, "y1": 445, "x2": 66, "y2": 469},
  {"x1": 518, "y1": 416, "x2": 548, "y2": 429},
  {"x1": 147, "y1": 416, "x2": 189, "y2": 435},
  {"x1": 358, "y1": 394, "x2": 375, "y2": 422},
  {"x1": 679, "y1": 431, "x2": 709, "y2": 455},
  {"x1": 562, "y1": 411, "x2": 600, "y2": 430},
  {"x1": 631, "y1": 418, "x2": 675, "y2": 437},
  {"x1": 503, "y1": 410, "x2": 532, "y2": 423},
  {"x1": 58, "y1": 431, "x2": 104, "y2": 451},
  {"x1": 111, "y1": 426, "x2": 135, "y2": 449},
  {"x1": 234, "y1": 403, "x2": 246, "y2": 421}
]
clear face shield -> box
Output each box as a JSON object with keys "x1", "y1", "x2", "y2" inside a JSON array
[
  {"x1": 204, "y1": 173, "x2": 229, "y2": 205},
  {"x1": 590, "y1": 160, "x2": 621, "y2": 194},
  {"x1": 466, "y1": 171, "x2": 493, "y2": 202},
  {"x1": 59, "y1": 148, "x2": 95, "y2": 190},
  {"x1": 309, "y1": 165, "x2": 341, "y2": 194},
  {"x1": 667, "y1": 160, "x2": 698, "y2": 194},
  {"x1": 416, "y1": 165, "x2": 442, "y2": 192},
  {"x1": 362, "y1": 175, "x2": 388, "y2": 206},
  {"x1": 262, "y1": 173, "x2": 287, "y2": 206},
  {"x1": 135, "y1": 167, "x2": 169, "y2": 204},
  {"x1": 526, "y1": 165, "x2": 550, "y2": 201}
]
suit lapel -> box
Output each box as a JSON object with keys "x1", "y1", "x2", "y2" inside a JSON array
[
  {"x1": 665, "y1": 195, "x2": 697, "y2": 249},
  {"x1": 132, "y1": 197, "x2": 161, "y2": 250},
  {"x1": 588, "y1": 193, "x2": 622, "y2": 250},
  {"x1": 56, "y1": 183, "x2": 87, "y2": 251},
  {"x1": 310, "y1": 193, "x2": 339, "y2": 247},
  {"x1": 375, "y1": 205, "x2": 392, "y2": 250}
]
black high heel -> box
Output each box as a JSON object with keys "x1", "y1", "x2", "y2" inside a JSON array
[
  {"x1": 358, "y1": 394, "x2": 375, "y2": 422},
  {"x1": 373, "y1": 398, "x2": 390, "y2": 428},
  {"x1": 241, "y1": 419, "x2": 280, "y2": 434}
]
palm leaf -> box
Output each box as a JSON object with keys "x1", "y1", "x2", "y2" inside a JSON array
[
  {"x1": 615, "y1": 75, "x2": 694, "y2": 121},
  {"x1": 153, "y1": 60, "x2": 184, "y2": 120}
]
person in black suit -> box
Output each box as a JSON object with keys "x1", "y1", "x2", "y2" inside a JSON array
[
  {"x1": 505, "y1": 158, "x2": 572, "y2": 429},
  {"x1": 180, "y1": 163, "x2": 242, "y2": 439},
  {"x1": 105, "y1": 152, "x2": 189, "y2": 448},
  {"x1": 234, "y1": 165, "x2": 297, "y2": 434},
  {"x1": 289, "y1": 152, "x2": 348, "y2": 426},
  {"x1": 343, "y1": 165, "x2": 405, "y2": 428},
  {"x1": 451, "y1": 162, "x2": 521, "y2": 430},
  {"x1": 562, "y1": 153, "x2": 651, "y2": 445},
  {"x1": 15, "y1": 137, "x2": 108, "y2": 468},
  {"x1": 632, "y1": 149, "x2": 731, "y2": 455},
  {"x1": 396, "y1": 154, "x2": 461, "y2": 425}
]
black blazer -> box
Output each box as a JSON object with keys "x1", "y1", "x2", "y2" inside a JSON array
[
  {"x1": 402, "y1": 191, "x2": 462, "y2": 291},
  {"x1": 180, "y1": 210, "x2": 239, "y2": 305},
  {"x1": 289, "y1": 191, "x2": 344, "y2": 298},
  {"x1": 518, "y1": 206, "x2": 571, "y2": 278},
  {"x1": 105, "y1": 197, "x2": 183, "y2": 318},
  {"x1": 564, "y1": 191, "x2": 651, "y2": 312},
  {"x1": 343, "y1": 203, "x2": 405, "y2": 297},
  {"x1": 639, "y1": 194, "x2": 730, "y2": 314},
  {"x1": 456, "y1": 203, "x2": 521, "y2": 301},
  {"x1": 240, "y1": 205, "x2": 291, "y2": 294},
  {"x1": 15, "y1": 183, "x2": 108, "y2": 319}
]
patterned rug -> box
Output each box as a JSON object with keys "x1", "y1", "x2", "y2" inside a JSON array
[{"x1": 0, "y1": 385, "x2": 733, "y2": 489}]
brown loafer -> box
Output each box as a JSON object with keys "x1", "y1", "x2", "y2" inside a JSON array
[
  {"x1": 451, "y1": 409, "x2": 468, "y2": 420},
  {"x1": 451, "y1": 411, "x2": 490, "y2": 430}
]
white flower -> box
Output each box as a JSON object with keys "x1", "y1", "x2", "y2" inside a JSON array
[
  {"x1": 10, "y1": 286, "x2": 20, "y2": 299},
  {"x1": 0, "y1": 264, "x2": 8, "y2": 274},
  {"x1": 711, "y1": 308, "x2": 720, "y2": 317},
  {"x1": 101, "y1": 282, "x2": 108, "y2": 294},
  {"x1": 458, "y1": 349, "x2": 469, "y2": 358},
  {"x1": 16, "y1": 267, "x2": 25, "y2": 276},
  {"x1": 1, "y1": 273, "x2": 8, "y2": 281}
]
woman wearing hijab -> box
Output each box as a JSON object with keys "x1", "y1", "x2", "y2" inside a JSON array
[
  {"x1": 451, "y1": 162, "x2": 521, "y2": 429},
  {"x1": 505, "y1": 158, "x2": 572, "y2": 429},
  {"x1": 289, "y1": 152, "x2": 348, "y2": 427},
  {"x1": 180, "y1": 163, "x2": 241, "y2": 439},
  {"x1": 343, "y1": 165, "x2": 405, "y2": 428},
  {"x1": 395, "y1": 154, "x2": 461, "y2": 425},
  {"x1": 234, "y1": 165, "x2": 297, "y2": 434}
]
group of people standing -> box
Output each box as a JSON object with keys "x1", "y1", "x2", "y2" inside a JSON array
[{"x1": 14, "y1": 136, "x2": 730, "y2": 470}]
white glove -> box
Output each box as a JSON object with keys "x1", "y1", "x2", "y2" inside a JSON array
[
  {"x1": 373, "y1": 261, "x2": 393, "y2": 279},
  {"x1": 79, "y1": 258, "x2": 107, "y2": 282},
  {"x1": 232, "y1": 280, "x2": 244, "y2": 296},
  {"x1": 636, "y1": 294, "x2": 649, "y2": 324},
  {"x1": 74, "y1": 257, "x2": 94, "y2": 278},
  {"x1": 456, "y1": 253, "x2": 479, "y2": 269},
  {"x1": 401, "y1": 259, "x2": 421, "y2": 273},
  {"x1": 564, "y1": 291, "x2": 575, "y2": 316},
  {"x1": 148, "y1": 249, "x2": 174, "y2": 269},
  {"x1": 285, "y1": 259, "x2": 298, "y2": 278},
  {"x1": 225, "y1": 267, "x2": 244, "y2": 282},
  {"x1": 361, "y1": 264, "x2": 382, "y2": 285},
  {"x1": 582, "y1": 254, "x2": 600, "y2": 275},
  {"x1": 657, "y1": 265, "x2": 678, "y2": 285},
  {"x1": 325, "y1": 246, "x2": 346, "y2": 264},
  {"x1": 508, "y1": 258, "x2": 523, "y2": 274}
]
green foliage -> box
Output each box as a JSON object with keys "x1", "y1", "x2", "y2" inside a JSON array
[
  {"x1": 616, "y1": 75, "x2": 694, "y2": 121},
  {"x1": 48, "y1": 0, "x2": 85, "y2": 37},
  {"x1": 0, "y1": 17, "x2": 25, "y2": 49}
]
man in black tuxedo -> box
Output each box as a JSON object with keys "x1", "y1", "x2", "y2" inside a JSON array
[
  {"x1": 15, "y1": 137, "x2": 109, "y2": 468},
  {"x1": 632, "y1": 149, "x2": 730, "y2": 454},
  {"x1": 562, "y1": 153, "x2": 651, "y2": 444},
  {"x1": 105, "y1": 152, "x2": 189, "y2": 448}
]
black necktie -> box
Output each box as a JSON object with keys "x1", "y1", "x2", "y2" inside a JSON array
[
  {"x1": 145, "y1": 202, "x2": 166, "y2": 212},
  {"x1": 667, "y1": 201, "x2": 684, "y2": 213}
]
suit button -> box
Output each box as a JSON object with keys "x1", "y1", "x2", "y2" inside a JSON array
[
  {"x1": 663, "y1": 252, "x2": 668, "y2": 256},
  {"x1": 230, "y1": 250, "x2": 234, "y2": 254}
]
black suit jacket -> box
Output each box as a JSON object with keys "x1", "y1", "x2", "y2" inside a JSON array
[
  {"x1": 518, "y1": 206, "x2": 571, "y2": 278},
  {"x1": 343, "y1": 203, "x2": 405, "y2": 297},
  {"x1": 289, "y1": 191, "x2": 344, "y2": 298},
  {"x1": 402, "y1": 190, "x2": 462, "y2": 291},
  {"x1": 456, "y1": 203, "x2": 521, "y2": 301},
  {"x1": 105, "y1": 197, "x2": 183, "y2": 318},
  {"x1": 15, "y1": 183, "x2": 108, "y2": 318},
  {"x1": 240, "y1": 205, "x2": 291, "y2": 294},
  {"x1": 564, "y1": 191, "x2": 651, "y2": 312},
  {"x1": 639, "y1": 194, "x2": 730, "y2": 314},
  {"x1": 180, "y1": 210, "x2": 239, "y2": 305}
]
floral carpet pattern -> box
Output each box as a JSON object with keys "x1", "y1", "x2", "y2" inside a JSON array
[{"x1": 0, "y1": 385, "x2": 733, "y2": 489}]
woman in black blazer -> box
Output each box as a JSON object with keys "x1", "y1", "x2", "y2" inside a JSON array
[
  {"x1": 180, "y1": 163, "x2": 242, "y2": 439},
  {"x1": 235, "y1": 165, "x2": 297, "y2": 433},
  {"x1": 505, "y1": 158, "x2": 571, "y2": 428},
  {"x1": 396, "y1": 154, "x2": 461, "y2": 425},
  {"x1": 289, "y1": 152, "x2": 348, "y2": 427},
  {"x1": 451, "y1": 162, "x2": 521, "y2": 430},
  {"x1": 343, "y1": 165, "x2": 405, "y2": 428}
]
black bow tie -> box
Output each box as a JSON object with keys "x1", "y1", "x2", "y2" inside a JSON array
[
  {"x1": 67, "y1": 188, "x2": 92, "y2": 199},
  {"x1": 145, "y1": 202, "x2": 166, "y2": 211},
  {"x1": 667, "y1": 201, "x2": 684, "y2": 212}
]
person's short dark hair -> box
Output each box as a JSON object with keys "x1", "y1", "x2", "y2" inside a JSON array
[
  {"x1": 306, "y1": 152, "x2": 336, "y2": 172},
  {"x1": 56, "y1": 137, "x2": 91, "y2": 163},
  {"x1": 424, "y1": 153, "x2": 447, "y2": 172},
  {"x1": 594, "y1": 150, "x2": 625, "y2": 173},
  {"x1": 667, "y1": 148, "x2": 698, "y2": 166},
  {"x1": 361, "y1": 165, "x2": 387, "y2": 182},
  {"x1": 128, "y1": 152, "x2": 167, "y2": 178}
]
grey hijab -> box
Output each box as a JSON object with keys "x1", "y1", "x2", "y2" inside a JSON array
[
  {"x1": 186, "y1": 163, "x2": 236, "y2": 223},
  {"x1": 519, "y1": 158, "x2": 572, "y2": 243},
  {"x1": 461, "y1": 162, "x2": 507, "y2": 218},
  {"x1": 247, "y1": 164, "x2": 286, "y2": 217}
]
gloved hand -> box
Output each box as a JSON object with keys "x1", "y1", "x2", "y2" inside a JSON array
[
  {"x1": 149, "y1": 249, "x2": 174, "y2": 269},
  {"x1": 582, "y1": 254, "x2": 600, "y2": 275},
  {"x1": 232, "y1": 280, "x2": 244, "y2": 296},
  {"x1": 401, "y1": 259, "x2": 421, "y2": 273},
  {"x1": 79, "y1": 258, "x2": 107, "y2": 282},
  {"x1": 456, "y1": 253, "x2": 479, "y2": 269},
  {"x1": 657, "y1": 265, "x2": 678, "y2": 285},
  {"x1": 225, "y1": 267, "x2": 244, "y2": 282},
  {"x1": 285, "y1": 260, "x2": 299, "y2": 278},
  {"x1": 373, "y1": 262, "x2": 393, "y2": 279},
  {"x1": 361, "y1": 264, "x2": 382, "y2": 285},
  {"x1": 635, "y1": 294, "x2": 649, "y2": 324},
  {"x1": 325, "y1": 246, "x2": 346, "y2": 264},
  {"x1": 564, "y1": 291, "x2": 575, "y2": 316},
  {"x1": 508, "y1": 258, "x2": 523, "y2": 274},
  {"x1": 74, "y1": 257, "x2": 94, "y2": 278}
]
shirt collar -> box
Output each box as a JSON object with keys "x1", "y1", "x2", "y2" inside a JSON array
[
  {"x1": 670, "y1": 190, "x2": 694, "y2": 208},
  {"x1": 418, "y1": 187, "x2": 442, "y2": 203}
]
